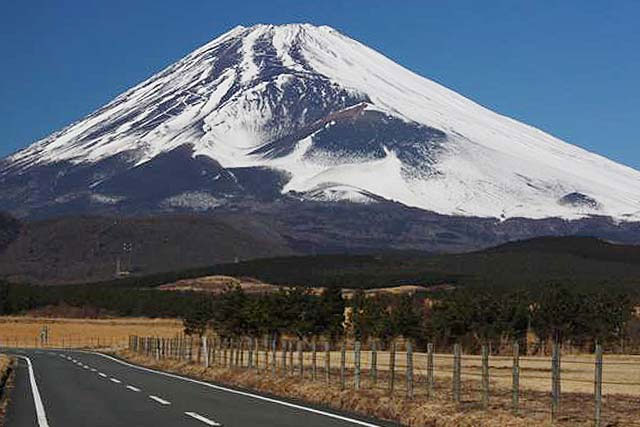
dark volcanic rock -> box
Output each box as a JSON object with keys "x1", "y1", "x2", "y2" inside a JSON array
[{"x1": 558, "y1": 192, "x2": 601, "y2": 210}]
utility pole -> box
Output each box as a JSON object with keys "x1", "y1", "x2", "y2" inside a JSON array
[{"x1": 123, "y1": 242, "x2": 133, "y2": 273}]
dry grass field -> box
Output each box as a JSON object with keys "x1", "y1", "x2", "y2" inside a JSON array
[
  {"x1": 0, "y1": 354, "x2": 12, "y2": 426},
  {"x1": 338, "y1": 351, "x2": 640, "y2": 396},
  {"x1": 0, "y1": 316, "x2": 182, "y2": 349},
  {"x1": 2, "y1": 315, "x2": 639, "y2": 425},
  {"x1": 0, "y1": 356, "x2": 9, "y2": 378}
]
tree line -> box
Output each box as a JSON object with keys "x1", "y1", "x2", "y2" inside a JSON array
[
  {"x1": 181, "y1": 284, "x2": 637, "y2": 354},
  {"x1": 0, "y1": 278, "x2": 636, "y2": 354},
  {"x1": 0, "y1": 281, "x2": 205, "y2": 319}
]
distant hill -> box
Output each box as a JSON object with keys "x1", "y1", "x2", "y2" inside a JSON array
[
  {"x1": 0, "y1": 215, "x2": 293, "y2": 284},
  {"x1": 2, "y1": 209, "x2": 640, "y2": 290},
  {"x1": 148, "y1": 236, "x2": 640, "y2": 292}
]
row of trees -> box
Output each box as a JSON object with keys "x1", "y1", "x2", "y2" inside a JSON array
[
  {"x1": 182, "y1": 285, "x2": 636, "y2": 354},
  {"x1": 0, "y1": 281, "x2": 204, "y2": 319},
  {"x1": 184, "y1": 287, "x2": 345, "y2": 342},
  {"x1": 0, "y1": 278, "x2": 635, "y2": 354},
  {"x1": 427, "y1": 287, "x2": 633, "y2": 353}
]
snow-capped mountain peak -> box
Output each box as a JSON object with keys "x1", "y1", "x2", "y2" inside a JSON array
[{"x1": 2, "y1": 23, "x2": 640, "y2": 221}]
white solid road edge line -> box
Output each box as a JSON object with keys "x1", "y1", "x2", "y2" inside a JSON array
[
  {"x1": 89, "y1": 352, "x2": 382, "y2": 427},
  {"x1": 17, "y1": 356, "x2": 50, "y2": 427},
  {"x1": 149, "y1": 395, "x2": 171, "y2": 405},
  {"x1": 185, "y1": 411, "x2": 222, "y2": 426}
]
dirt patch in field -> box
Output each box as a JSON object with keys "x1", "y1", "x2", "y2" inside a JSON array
[
  {"x1": 157, "y1": 275, "x2": 436, "y2": 299},
  {"x1": 157, "y1": 275, "x2": 281, "y2": 294}
]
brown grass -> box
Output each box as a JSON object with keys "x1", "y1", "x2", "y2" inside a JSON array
[
  {"x1": 233, "y1": 349, "x2": 640, "y2": 396},
  {"x1": 117, "y1": 350, "x2": 546, "y2": 427},
  {"x1": 122, "y1": 342, "x2": 640, "y2": 426},
  {"x1": 0, "y1": 357, "x2": 9, "y2": 378},
  {"x1": 0, "y1": 354, "x2": 13, "y2": 427},
  {"x1": 0, "y1": 316, "x2": 182, "y2": 349}
]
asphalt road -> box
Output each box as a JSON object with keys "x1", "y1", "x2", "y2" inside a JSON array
[{"x1": 1, "y1": 349, "x2": 395, "y2": 427}]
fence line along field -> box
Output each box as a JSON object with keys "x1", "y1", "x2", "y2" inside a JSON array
[
  {"x1": 124, "y1": 336, "x2": 640, "y2": 426},
  {"x1": 0, "y1": 316, "x2": 182, "y2": 348}
]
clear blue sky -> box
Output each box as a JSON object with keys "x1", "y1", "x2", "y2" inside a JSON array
[{"x1": 1, "y1": 1, "x2": 639, "y2": 168}]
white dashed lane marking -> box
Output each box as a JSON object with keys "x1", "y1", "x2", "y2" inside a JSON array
[
  {"x1": 149, "y1": 395, "x2": 171, "y2": 405},
  {"x1": 110, "y1": 378, "x2": 122, "y2": 384},
  {"x1": 185, "y1": 412, "x2": 222, "y2": 426},
  {"x1": 98, "y1": 373, "x2": 107, "y2": 378},
  {"x1": 126, "y1": 385, "x2": 141, "y2": 392}
]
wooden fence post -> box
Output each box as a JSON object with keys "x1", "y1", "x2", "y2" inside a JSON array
[
  {"x1": 389, "y1": 341, "x2": 396, "y2": 394},
  {"x1": 203, "y1": 336, "x2": 209, "y2": 368},
  {"x1": 594, "y1": 343, "x2": 603, "y2": 427},
  {"x1": 406, "y1": 341, "x2": 414, "y2": 399},
  {"x1": 312, "y1": 339, "x2": 317, "y2": 381},
  {"x1": 371, "y1": 341, "x2": 378, "y2": 386},
  {"x1": 452, "y1": 343, "x2": 461, "y2": 403},
  {"x1": 264, "y1": 336, "x2": 270, "y2": 373},
  {"x1": 427, "y1": 343, "x2": 434, "y2": 398},
  {"x1": 256, "y1": 337, "x2": 262, "y2": 374},
  {"x1": 271, "y1": 339, "x2": 277, "y2": 376},
  {"x1": 340, "y1": 341, "x2": 346, "y2": 390},
  {"x1": 240, "y1": 338, "x2": 245, "y2": 368},
  {"x1": 512, "y1": 342, "x2": 520, "y2": 414},
  {"x1": 551, "y1": 341, "x2": 561, "y2": 422},
  {"x1": 289, "y1": 341, "x2": 295, "y2": 375},
  {"x1": 296, "y1": 340, "x2": 302, "y2": 378},
  {"x1": 223, "y1": 339, "x2": 228, "y2": 367},
  {"x1": 183, "y1": 336, "x2": 187, "y2": 361},
  {"x1": 354, "y1": 341, "x2": 361, "y2": 390},
  {"x1": 481, "y1": 344, "x2": 489, "y2": 408},
  {"x1": 282, "y1": 341, "x2": 287, "y2": 377},
  {"x1": 325, "y1": 341, "x2": 331, "y2": 385}
]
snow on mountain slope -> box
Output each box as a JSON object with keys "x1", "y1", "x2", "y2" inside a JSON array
[{"x1": 3, "y1": 23, "x2": 640, "y2": 220}]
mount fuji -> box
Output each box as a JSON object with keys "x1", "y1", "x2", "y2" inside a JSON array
[{"x1": 2, "y1": 23, "x2": 640, "y2": 227}]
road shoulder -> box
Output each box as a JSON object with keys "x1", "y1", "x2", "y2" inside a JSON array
[{"x1": 0, "y1": 354, "x2": 15, "y2": 427}]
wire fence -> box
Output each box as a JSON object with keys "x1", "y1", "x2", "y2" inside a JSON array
[
  {"x1": 126, "y1": 336, "x2": 640, "y2": 426},
  {"x1": 2, "y1": 333, "x2": 639, "y2": 425}
]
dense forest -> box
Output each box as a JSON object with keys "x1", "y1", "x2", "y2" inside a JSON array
[{"x1": 0, "y1": 281, "x2": 205, "y2": 318}]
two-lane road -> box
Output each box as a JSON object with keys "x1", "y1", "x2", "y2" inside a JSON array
[{"x1": 2, "y1": 349, "x2": 395, "y2": 427}]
